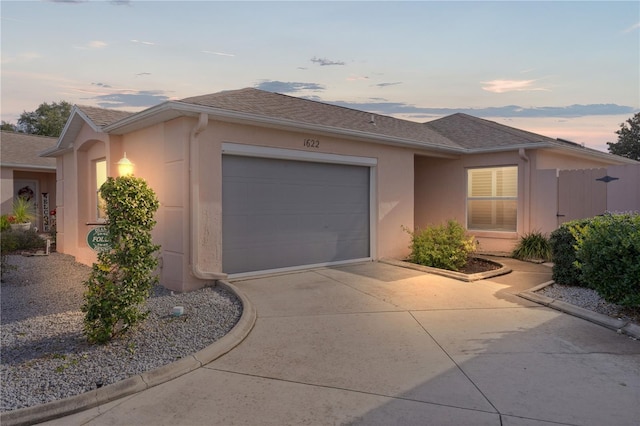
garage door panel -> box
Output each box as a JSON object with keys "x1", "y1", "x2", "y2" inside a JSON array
[{"x1": 223, "y1": 155, "x2": 370, "y2": 274}]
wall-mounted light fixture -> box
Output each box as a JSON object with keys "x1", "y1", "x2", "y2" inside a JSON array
[{"x1": 117, "y1": 152, "x2": 134, "y2": 177}]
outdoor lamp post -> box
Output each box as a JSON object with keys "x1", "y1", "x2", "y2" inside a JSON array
[{"x1": 117, "y1": 152, "x2": 134, "y2": 177}]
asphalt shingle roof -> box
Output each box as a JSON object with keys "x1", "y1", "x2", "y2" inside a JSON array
[
  {"x1": 0, "y1": 131, "x2": 57, "y2": 168},
  {"x1": 179, "y1": 88, "x2": 461, "y2": 149},
  {"x1": 423, "y1": 113, "x2": 557, "y2": 149},
  {"x1": 76, "y1": 105, "x2": 134, "y2": 127}
]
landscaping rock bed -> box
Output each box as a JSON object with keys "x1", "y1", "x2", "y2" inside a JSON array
[{"x1": 1, "y1": 253, "x2": 242, "y2": 412}]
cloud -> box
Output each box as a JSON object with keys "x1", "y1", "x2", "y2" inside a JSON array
[
  {"x1": 375, "y1": 82, "x2": 402, "y2": 88},
  {"x1": 1, "y1": 52, "x2": 41, "y2": 64},
  {"x1": 135, "y1": 72, "x2": 151, "y2": 77},
  {"x1": 131, "y1": 39, "x2": 156, "y2": 46},
  {"x1": 91, "y1": 82, "x2": 112, "y2": 88},
  {"x1": 310, "y1": 56, "x2": 346, "y2": 66},
  {"x1": 481, "y1": 79, "x2": 548, "y2": 93},
  {"x1": 622, "y1": 21, "x2": 640, "y2": 33},
  {"x1": 74, "y1": 40, "x2": 107, "y2": 50},
  {"x1": 202, "y1": 50, "x2": 235, "y2": 57},
  {"x1": 347, "y1": 75, "x2": 369, "y2": 81},
  {"x1": 325, "y1": 100, "x2": 636, "y2": 119},
  {"x1": 254, "y1": 81, "x2": 325, "y2": 93},
  {"x1": 90, "y1": 90, "x2": 170, "y2": 108}
]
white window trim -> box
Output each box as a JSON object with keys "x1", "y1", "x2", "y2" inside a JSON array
[{"x1": 466, "y1": 165, "x2": 518, "y2": 233}]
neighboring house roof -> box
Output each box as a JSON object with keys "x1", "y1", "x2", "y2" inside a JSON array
[
  {"x1": 1, "y1": 131, "x2": 57, "y2": 170},
  {"x1": 43, "y1": 88, "x2": 638, "y2": 165}
]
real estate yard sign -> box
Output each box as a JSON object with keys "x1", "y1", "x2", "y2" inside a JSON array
[{"x1": 87, "y1": 226, "x2": 111, "y2": 252}]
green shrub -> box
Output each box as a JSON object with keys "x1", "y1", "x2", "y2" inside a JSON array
[
  {"x1": 512, "y1": 231, "x2": 551, "y2": 262},
  {"x1": 82, "y1": 176, "x2": 160, "y2": 344},
  {"x1": 404, "y1": 220, "x2": 476, "y2": 272},
  {"x1": 574, "y1": 213, "x2": 640, "y2": 307},
  {"x1": 0, "y1": 215, "x2": 10, "y2": 232},
  {"x1": 549, "y1": 219, "x2": 591, "y2": 287}
]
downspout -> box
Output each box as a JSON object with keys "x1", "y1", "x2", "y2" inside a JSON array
[
  {"x1": 519, "y1": 148, "x2": 530, "y2": 234},
  {"x1": 190, "y1": 112, "x2": 227, "y2": 281}
]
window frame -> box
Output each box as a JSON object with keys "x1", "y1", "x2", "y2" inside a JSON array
[
  {"x1": 93, "y1": 158, "x2": 108, "y2": 222},
  {"x1": 466, "y1": 165, "x2": 518, "y2": 232}
]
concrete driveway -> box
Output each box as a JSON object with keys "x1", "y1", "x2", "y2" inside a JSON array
[{"x1": 44, "y1": 259, "x2": 640, "y2": 425}]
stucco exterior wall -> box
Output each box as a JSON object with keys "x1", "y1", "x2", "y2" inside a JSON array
[
  {"x1": 192, "y1": 118, "x2": 416, "y2": 283},
  {"x1": 535, "y1": 149, "x2": 617, "y2": 170},
  {"x1": 414, "y1": 151, "x2": 528, "y2": 253},
  {"x1": 57, "y1": 115, "x2": 418, "y2": 292}
]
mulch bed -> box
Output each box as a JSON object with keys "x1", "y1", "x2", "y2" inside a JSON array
[{"x1": 459, "y1": 257, "x2": 502, "y2": 274}]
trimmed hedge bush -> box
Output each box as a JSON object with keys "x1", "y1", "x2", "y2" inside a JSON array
[
  {"x1": 549, "y1": 219, "x2": 591, "y2": 287},
  {"x1": 82, "y1": 176, "x2": 160, "y2": 344},
  {"x1": 574, "y1": 213, "x2": 640, "y2": 306},
  {"x1": 404, "y1": 220, "x2": 476, "y2": 272}
]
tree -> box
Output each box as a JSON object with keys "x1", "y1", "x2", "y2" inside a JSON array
[
  {"x1": 607, "y1": 112, "x2": 640, "y2": 161},
  {"x1": 16, "y1": 101, "x2": 72, "y2": 137},
  {"x1": 1, "y1": 121, "x2": 17, "y2": 132}
]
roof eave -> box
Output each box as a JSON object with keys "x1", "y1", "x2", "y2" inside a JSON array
[
  {"x1": 45, "y1": 106, "x2": 103, "y2": 157},
  {"x1": 464, "y1": 141, "x2": 639, "y2": 165},
  {"x1": 104, "y1": 101, "x2": 462, "y2": 157},
  {"x1": 0, "y1": 162, "x2": 56, "y2": 171}
]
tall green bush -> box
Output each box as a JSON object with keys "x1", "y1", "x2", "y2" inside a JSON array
[
  {"x1": 549, "y1": 219, "x2": 591, "y2": 287},
  {"x1": 82, "y1": 176, "x2": 160, "y2": 344},
  {"x1": 574, "y1": 213, "x2": 640, "y2": 306},
  {"x1": 404, "y1": 220, "x2": 476, "y2": 271}
]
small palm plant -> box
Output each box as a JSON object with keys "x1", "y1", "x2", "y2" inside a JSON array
[
  {"x1": 10, "y1": 197, "x2": 36, "y2": 224},
  {"x1": 512, "y1": 231, "x2": 551, "y2": 262}
]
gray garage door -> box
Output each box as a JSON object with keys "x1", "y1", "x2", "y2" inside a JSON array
[{"x1": 222, "y1": 155, "x2": 370, "y2": 274}]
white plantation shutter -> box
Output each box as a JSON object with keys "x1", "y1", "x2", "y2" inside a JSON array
[{"x1": 467, "y1": 166, "x2": 517, "y2": 231}]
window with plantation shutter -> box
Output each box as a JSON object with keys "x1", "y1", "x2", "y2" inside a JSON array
[{"x1": 467, "y1": 166, "x2": 517, "y2": 232}]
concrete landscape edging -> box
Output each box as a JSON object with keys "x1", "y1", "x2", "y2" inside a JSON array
[
  {"x1": 380, "y1": 257, "x2": 512, "y2": 282},
  {"x1": 518, "y1": 281, "x2": 640, "y2": 340},
  {"x1": 0, "y1": 280, "x2": 257, "y2": 426}
]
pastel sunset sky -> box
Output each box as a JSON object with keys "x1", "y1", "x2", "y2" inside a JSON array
[{"x1": 2, "y1": 0, "x2": 638, "y2": 152}]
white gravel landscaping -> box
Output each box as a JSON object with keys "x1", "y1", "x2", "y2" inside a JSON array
[
  {"x1": 538, "y1": 283, "x2": 640, "y2": 326},
  {"x1": 1, "y1": 253, "x2": 242, "y2": 412}
]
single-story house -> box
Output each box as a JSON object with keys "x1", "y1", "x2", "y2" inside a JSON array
[
  {"x1": 42, "y1": 88, "x2": 637, "y2": 292},
  {"x1": 1, "y1": 131, "x2": 58, "y2": 231}
]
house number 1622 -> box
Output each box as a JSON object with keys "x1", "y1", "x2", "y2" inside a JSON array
[{"x1": 303, "y1": 138, "x2": 320, "y2": 148}]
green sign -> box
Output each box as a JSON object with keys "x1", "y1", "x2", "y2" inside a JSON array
[{"x1": 87, "y1": 226, "x2": 111, "y2": 252}]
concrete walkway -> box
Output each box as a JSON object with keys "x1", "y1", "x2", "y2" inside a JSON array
[{"x1": 43, "y1": 258, "x2": 640, "y2": 425}]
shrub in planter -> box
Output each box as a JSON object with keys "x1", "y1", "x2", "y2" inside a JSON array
[
  {"x1": 512, "y1": 231, "x2": 551, "y2": 262},
  {"x1": 82, "y1": 176, "x2": 160, "y2": 344},
  {"x1": 549, "y1": 219, "x2": 591, "y2": 287},
  {"x1": 574, "y1": 213, "x2": 640, "y2": 307},
  {"x1": 404, "y1": 220, "x2": 476, "y2": 272}
]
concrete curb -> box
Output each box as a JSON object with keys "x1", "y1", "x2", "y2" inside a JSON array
[
  {"x1": 1, "y1": 281, "x2": 257, "y2": 426},
  {"x1": 380, "y1": 257, "x2": 511, "y2": 282},
  {"x1": 518, "y1": 282, "x2": 640, "y2": 340}
]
